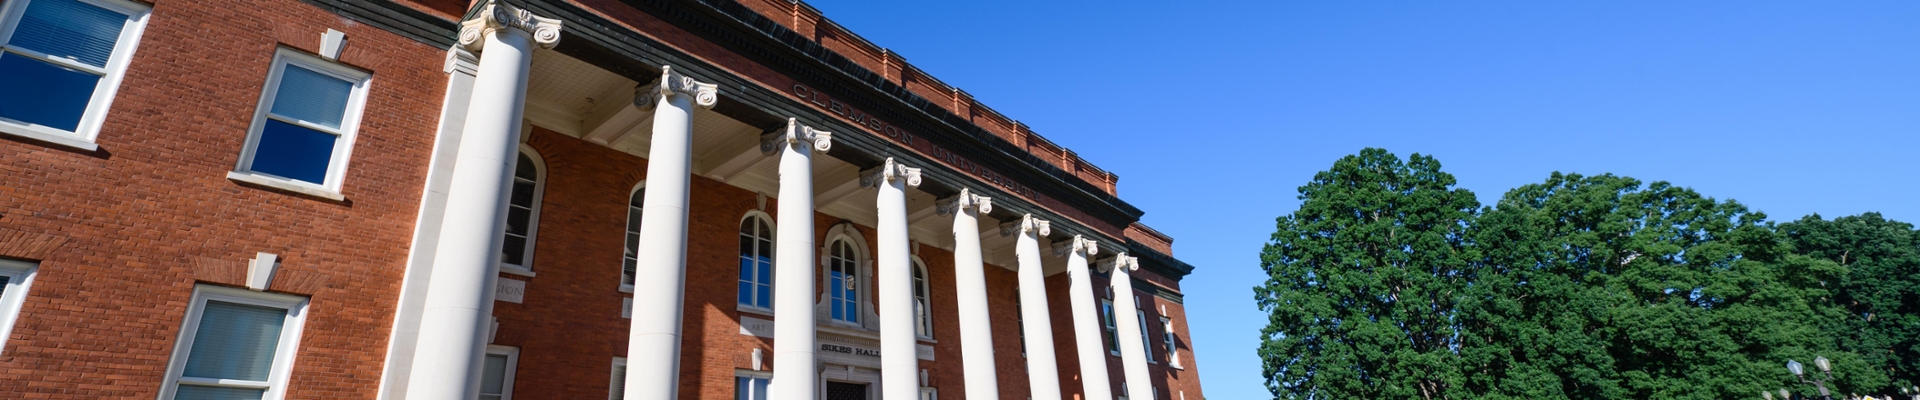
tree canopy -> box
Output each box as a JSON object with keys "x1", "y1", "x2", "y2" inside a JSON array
[{"x1": 1257, "y1": 149, "x2": 1917, "y2": 399}]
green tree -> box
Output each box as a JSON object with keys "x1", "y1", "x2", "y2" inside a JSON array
[
  {"x1": 1780, "y1": 213, "x2": 1920, "y2": 389},
  {"x1": 1255, "y1": 148, "x2": 1479, "y2": 399}
]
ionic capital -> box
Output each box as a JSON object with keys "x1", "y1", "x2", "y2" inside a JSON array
[
  {"x1": 935, "y1": 188, "x2": 992, "y2": 217},
  {"x1": 634, "y1": 65, "x2": 720, "y2": 110},
  {"x1": 761, "y1": 118, "x2": 832, "y2": 155},
  {"x1": 1098, "y1": 253, "x2": 1139, "y2": 274},
  {"x1": 458, "y1": 0, "x2": 563, "y2": 52},
  {"x1": 1051, "y1": 235, "x2": 1098, "y2": 257},
  {"x1": 860, "y1": 157, "x2": 921, "y2": 189},
  {"x1": 999, "y1": 214, "x2": 1050, "y2": 238}
]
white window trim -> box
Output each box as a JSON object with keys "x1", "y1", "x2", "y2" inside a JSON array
[
  {"x1": 820, "y1": 233, "x2": 869, "y2": 329},
  {"x1": 618, "y1": 180, "x2": 646, "y2": 293},
  {"x1": 610, "y1": 357, "x2": 627, "y2": 400},
  {"x1": 735, "y1": 369, "x2": 772, "y2": 400},
  {"x1": 0, "y1": 0, "x2": 149, "y2": 151},
  {"x1": 159, "y1": 285, "x2": 309, "y2": 400},
  {"x1": 1101, "y1": 298, "x2": 1119, "y2": 356},
  {"x1": 0, "y1": 259, "x2": 38, "y2": 355},
  {"x1": 1161, "y1": 316, "x2": 1182, "y2": 369},
  {"x1": 1137, "y1": 302, "x2": 1155, "y2": 364},
  {"x1": 482, "y1": 345, "x2": 519, "y2": 400},
  {"x1": 498, "y1": 145, "x2": 545, "y2": 276},
  {"x1": 919, "y1": 387, "x2": 939, "y2": 400},
  {"x1": 735, "y1": 211, "x2": 776, "y2": 315},
  {"x1": 910, "y1": 257, "x2": 933, "y2": 340},
  {"x1": 231, "y1": 48, "x2": 371, "y2": 196}
]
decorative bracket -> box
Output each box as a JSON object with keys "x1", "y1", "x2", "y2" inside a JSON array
[
  {"x1": 1051, "y1": 235, "x2": 1098, "y2": 257},
  {"x1": 760, "y1": 118, "x2": 832, "y2": 155},
  {"x1": 458, "y1": 0, "x2": 563, "y2": 52},
  {"x1": 859, "y1": 157, "x2": 922, "y2": 189},
  {"x1": 634, "y1": 65, "x2": 719, "y2": 110},
  {"x1": 935, "y1": 188, "x2": 992, "y2": 217},
  {"x1": 999, "y1": 214, "x2": 1050, "y2": 238}
]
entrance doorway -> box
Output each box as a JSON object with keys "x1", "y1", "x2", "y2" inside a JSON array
[{"x1": 825, "y1": 381, "x2": 868, "y2": 400}]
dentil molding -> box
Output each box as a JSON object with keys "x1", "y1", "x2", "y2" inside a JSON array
[
  {"x1": 458, "y1": 0, "x2": 563, "y2": 52},
  {"x1": 634, "y1": 65, "x2": 720, "y2": 110},
  {"x1": 761, "y1": 118, "x2": 831, "y2": 154}
]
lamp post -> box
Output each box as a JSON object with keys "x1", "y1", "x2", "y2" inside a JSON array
[{"x1": 1786, "y1": 356, "x2": 1836, "y2": 400}]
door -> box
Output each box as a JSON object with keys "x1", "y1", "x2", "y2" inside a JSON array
[{"x1": 825, "y1": 381, "x2": 868, "y2": 400}]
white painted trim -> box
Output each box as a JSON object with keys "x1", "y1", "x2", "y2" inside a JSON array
[
  {"x1": 483, "y1": 345, "x2": 519, "y2": 400},
  {"x1": 736, "y1": 210, "x2": 775, "y2": 310},
  {"x1": 158, "y1": 285, "x2": 309, "y2": 400},
  {"x1": 609, "y1": 357, "x2": 627, "y2": 400},
  {"x1": 500, "y1": 144, "x2": 546, "y2": 272},
  {"x1": 619, "y1": 180, "x2": 646, "y2": 292},
  {"x1": 909, "y1": 256, "x2": 933, "y2": 341},
  {"x1": 227, "y1": 171, "x2": 345, "y2": 201},
  {"x1": 818, "y1": 223, "x2": 871, "y2": 329},
  {"x1": 0, "y1": 0, "x2": 149, "y2": 148},
  {"x1": 233, "y1": 48, "x2": 371, "y2": 193},
  {"x1": 0, "y1": 259, "x2": 37, "y2": 355},
  {"x1": 1160, "y1": 316, "x2": 1182, "y2": 369}
]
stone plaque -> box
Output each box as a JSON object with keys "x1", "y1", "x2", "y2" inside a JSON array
[
  {"x1": 740, "y1": 316, "x2": 773, "y2": 338},
  {"x1": 495, "y1": 278, "x2": 526, "y2": 304},
  {"x1": 916, "y1": 344, "x2": 935, "y2": 361}
]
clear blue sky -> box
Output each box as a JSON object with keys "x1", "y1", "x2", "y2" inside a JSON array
[{"x1": 804, "y1": 1, "x2": 1920, "y2": 398}]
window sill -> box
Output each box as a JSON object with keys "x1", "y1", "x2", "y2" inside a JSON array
[
  {"x1": 227, "y1": 171, "x2": 344, "y2": 201},
  {"x1": 916, "y1": 336, "x2": 937, "y2": 344},
  {"x1": 737, "y1": 305, "x2": 774, "y2": 317},
  {"x1": 618, "y1": 284, "x2": 634, "y2": 293},
  {"x1": 0, "y1": 123, "x2": 98, "y2": 152},
  {"x1": 498, "y1": 265, "x2": 536, "y2": 277}
]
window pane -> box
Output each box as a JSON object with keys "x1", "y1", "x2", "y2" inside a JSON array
[
  {"x1": 737, "y1": 280, "x2": 752, "y2": 305},
  {"x1": 174, "y1": 385, "x2": 266, "y2": 400},
  {"x1": 609, "y1": 363, "x2": 626, "y2": 400},
  {"x1": 10, "y1": 0, "x2": 126, "y2": 68},
  {"x1": 753, "y1": 377, "x2": 769, "y2": 400},
  {"x1": 508, "y1": 181, "x2": 537, "y2": 221},
  {"x1": 267, "y1": 65, "x2": 352, "y2": 129},
  {"x1": 249, "y1": 119, "x2": 337, "y2": 184},
  {"x1": 755, "y1": 282, "x2": 770, "y2": 309},
  {"x1": 182, "y1": 301, "x2": 286, "y2": 381},
  {"x1": 0, "y1": 54, "x2": 100, "y2": 132},
  {"x1": 505, "y1": 204, "x2": 532, "y2": 236},
  {"x1": 621, "y1": 257, "x2": 636, "y2": 286},
  {"x1": 735, "y1": 377, "x2": 750, "y2": 400},
  {"x1": 514, "y1": 153, "x2": 536, "y2": 180},
  {"x1": 500, "y1": 235, "x2": 526, "y2": 266},
  {"x1": 480, "y1": 353, "x2": 508, "y2": 395}
]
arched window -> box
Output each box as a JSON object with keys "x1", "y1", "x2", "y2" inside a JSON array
[
  {"x1": 826, "y1": 239, "x2": 860, "y2": 324},
  {"x1": 620, "y1": 182, "x2": 644, "y2": 290},
  {"x1": 737, "y1": 213, "x2": 774, "y2": 310},
  {"x1": 501, "y1": 147, "x2": 544, "y2": 273},
  {"x1": 911, "y1": 260, "x2": 932, "y2": 339}
]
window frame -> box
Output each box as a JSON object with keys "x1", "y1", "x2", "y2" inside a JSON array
[
  {"x1": 823, "y1": 237, "x2": 863, "y2": 327},
  {"x1": 0, "y1": 0, "x2": 150, "y2": 151},
  {"x1": 734, "y1": 369, "x2": 772, "y2": 400},
  {"x1": 230, "y1": 48, "x2": 372, "y2": 196},
  {"x1": 1136, "y1": 297, "x2": 1154, "y2": 364},
  {"x1": 1101, "y1": 298, "x2": 1119, "y2": 356},
  {"x1": 609, "y1": 357, "x2": 627, "y2": 400},
  {"x1": 910, "y1": 258, "x2": 933, "y2": 340},
  {"x1": 0, "y1": 258, "x2": 38, "y2": 355},
  {"x1": 735, "y1": 211, "x2": 775, "y2": 314},
  {"x1": 158, "y1": 284, "x2": 309, "y2": 400},
  {"x1": 619, "y1": 180, "x2": 646, "y2": 293},
  {"x1": 497, "y1": 145, "x2": 545, "y2": 276},
  {"x1": 1161, "y1": 316, "x2": 1181, "y2": 369},
  {"x1": 480, "y1": 345, "x2": 520, "y2": 400}
]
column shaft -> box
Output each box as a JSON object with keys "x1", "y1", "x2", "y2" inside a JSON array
[
  {"x1": 1111, "y1": 258, "x2": 1153, "y2": 400},
  {"x1": 1064, "y1": 237, "x2": 1113, "y2": 400},
  {"x1": 948, "y1": 191, "x2": 998, "y2": 400},
  {"x1": 771, "y1": 120, "x2": 827, "y2": 400},
  {"x1": 625, "y1": 91, "x2": 696, "y2": 400},
  {"x1": 1014, "y1": 216, "x2": 1064, "y2": 400},
  {"x1": 406, "y1": 27, "x2": 533, "y2": 400},
  {"x1": 874, "y1": 159, "x2": 920, "y2": 400}
]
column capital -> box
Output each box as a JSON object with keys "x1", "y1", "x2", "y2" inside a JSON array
[
  {"x1": 1099, "y1": 253, "x2": 1139, "y2": 273},
  {"x1": 860, "y1": 157, "x2": 922, "y2": 188},
  {"x1": 458, "y1": 0, "x2": 563, "y2": 52},
  {"x1": 761, "y1": 118, "x2": 831, "y2": 155},
  {"x1": 935, "y1": 188, "x2": 992, "y2": 217},
  {"x1": 635, "y1": 66, "x2": 720, "y2": 110},
  {"x1": 999, "y1": 214, "x2": 1050, "y2": 238},
  {"x1": 1051, "y1": 235, "x2": 1098, "y2": 257}
]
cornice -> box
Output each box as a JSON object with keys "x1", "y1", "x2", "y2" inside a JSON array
[
  {"x1": 293, "y1": 0, "x2": 459, "y2": 48},
  {"x1": 1126, "y1": 239, "x2": 1195, "y2": 280}
]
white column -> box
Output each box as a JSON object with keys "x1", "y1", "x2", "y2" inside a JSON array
[
  {"x1": 769, "y1": 119, "x2": 830, "y2": 400},
  {"x1": 624, "y1": 66, "x2": 719, "y2": 400},
  {"x1": 1004, "y1": 214, "x2": 1063, "y2": 400},
  {"x1": 1108, "y1": 255, "x2": 1152, "y2": 400},
  {"x1": 1055, "y1": 236, "x2": 1112, "y2": 400},
  {"x1": 864, "y1": 158, "x2": 922, "y2": 400},
  {"x1": 937, "y1": 189, "x2": 997, "y2": 400},
  {"x1": 406, "y1": 2, "x2": 559, "y2": 400}
]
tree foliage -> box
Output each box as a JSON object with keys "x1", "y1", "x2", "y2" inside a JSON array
[{"x1": 1257, "y1": 150, "x2": 1918, "y2": 399}]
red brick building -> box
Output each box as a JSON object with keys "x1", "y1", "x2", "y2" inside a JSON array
[{"x1": 0, "y1": 0, "x2": 1203, "y2": 399}]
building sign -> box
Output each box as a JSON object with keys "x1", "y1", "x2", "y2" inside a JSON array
[
  {"x1": 792, "y1": 84, "x2": 1040, "y2": 200},
  {"x1": 820, "y1": 343, "x2": 882, "y2": 358},
  {"x1": 495, "y1": 278, "x2": 526, "y2": 304}
]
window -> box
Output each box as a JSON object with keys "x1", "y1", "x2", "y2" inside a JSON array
[
  {"x1": 737, "y1": 213, "x2": 773, "y2": 311},
  {"x1": 1014, "y1": 288, "x2": 1024, "y2": 357},
  {"x1": 620, "y1": 182, "x2": 644, "y2": 291},
  {"x1": 232, "y1": 48, "x2": 371, "y2": 193},
  {"x1": 911, "y1": 259, "x2": 931, "y2": 339},
  {"x1": 609, "y1": 357, "x2": 626, "y2": 400},
  {"x1": 479, "y1": 345, "x2": 519, "y2": 400},
  {"x1": 826, "y1": 239, "x2": 859, "y2": 325},
  {"x1": 919, "y1": 387, "x2": 938, "y2": 400},
  {"x1": 1161, "y1": 317, "x2": 1180, "y2": 368},
  {"x1": 0, "y1": 0, "x2": 148, "y2": 150},
  {"x1": 1137, "y1": 301, "x2": 1154, "y2": 363},
  {"x1": 499, "y1": 147, "x2": 545, "y2": 274},
  {"x1": 0, "y1": 259, "x2": 38, "y2": 354},
  {"x1": 159, "y1": 285, "x2": 308, "y2": 400},
  {"x1": 1100, "y1": 299, "x2": 1119, "y2": 355},
  {"x1": 734, "y1": 370, "x2": 771, "y2": 400}
]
